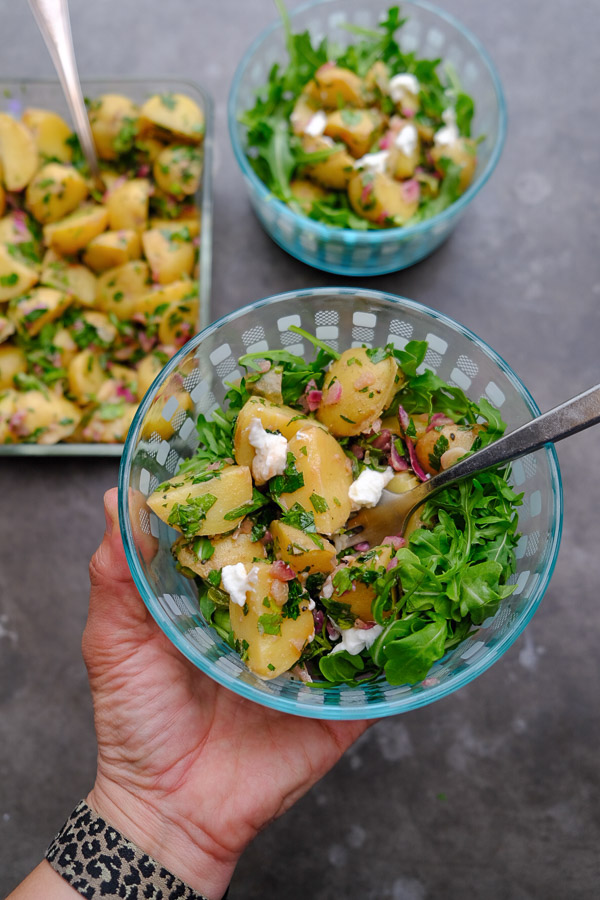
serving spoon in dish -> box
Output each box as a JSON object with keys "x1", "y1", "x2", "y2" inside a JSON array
[
  {"x1": 27, "y1": 0, "x2": 104, "y2": 190},
  {"x1": 340, "y1": 383, "x2": 600, "y2": 551}
]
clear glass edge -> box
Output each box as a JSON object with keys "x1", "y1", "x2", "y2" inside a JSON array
[
  {"x1": 227, "y1": 0, "x2": 508, "y2": 248},
  {"x1": 118, "y1": 288, "x2": 563, "y2": 720},
  {"x1": 0, "y1": 76, "x2": 214, "y2": 458}
]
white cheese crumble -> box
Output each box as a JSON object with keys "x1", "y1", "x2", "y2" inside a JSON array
[
  {"x1": 221, "y1": 563, "x2": 258, "y2": 607},
  {"x1": 248, "y1": 417, "x2": 288, "y2": 485},
  {"x1": 388, "y1": 73, "x2": 420, "y2": 104},
  {"x1": 321, "y1": 575, "x2": 334, "y2": 599},
  {"x1": 304, "y1": 109, "x2": 327, "y2": 137},
  {"x1": 330, "y1": 624, "x2": 384, "y2": 656},
  {"x1": 354, "y1": 149, "x2": 389, "y2": 174},
  {"x1": 434, "y1": 107, "x2": 459, "y2": 147},
  {"x1": 395, "y1": 123, "x2": 418, "y2": 156},
  {"x1": 348, "y1": 466, "x2": 394, "y2": 510}
]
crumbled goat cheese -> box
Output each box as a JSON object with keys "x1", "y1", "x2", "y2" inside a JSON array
[
  {"x1": 354, "y1": 149, "x2": 390, "y2": 174},
  {"x1": 434, "y1": 107, "x2": 459, "y2": 147},
  {"x1": 388, "y1": 73, "x2": 420, "y2": 104},
  {"x1": 248, "y1": 417, "x2": 288, "y2": 485},
  {"x1": 321, "y1": 575, "x2": 334, "y2": 599},
  {"x1": 395, "y1": 123, "x2": 418, "y2": 156},
  {"x1": 221, "y1": 563, "x2": 258, "y2": 607},
  {"x1": 331, "y1": 624, "x2": 384, "y2": 656},
  {"x1": 304, "y1": 110, "x2": 327, "y2": 137},
  {"x1": 348, "y1": 466, "x2": 394, "y2": 510}
]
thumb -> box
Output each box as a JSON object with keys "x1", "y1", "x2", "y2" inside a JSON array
[{"x1": 87, "y1": 488, "x2": 150, "y2": 637}]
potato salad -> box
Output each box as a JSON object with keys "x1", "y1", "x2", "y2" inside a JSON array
[
  {"x1": 242, "y1": 6, "x2": 479, "y2": 230},
  {"x1": 0, "y1": 90, "x2": 204, "y2": 444},
  {"x1": 149, "y1": 330, "x2": 522, "y2": 687}
]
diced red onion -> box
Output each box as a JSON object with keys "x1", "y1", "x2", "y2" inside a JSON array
[
  {"x1": 350, "y1": 443, "x2": 364, "y2": 460},
  {"x1": 206, "y1": 461, "x2": 222, "y2": 471},
  {"x1": 326, "y1": 618, "x2": 340, "y2": 641},
  {"x1": 379, "y1": 131, "x2": 393, "y2": 150},
  {"x1": 354, "y1": 541, "x2": 370, "y2": 552},
  {"x1": 383, "y1": 535, "x2": 406, "y2": 551},
  {"x1": 372, "y1": 428, "x2": 391, "y2": 451},
  {"x1": 9, "y1": 410, "x2": 28, "y2": 436},
  {"x1": 361, "y1": 182, "x2": 374, "y2": 204},
  {"x1": 316, "y1": 61, "x2": 336, "y2": 74},
  {"x1": 402, "y1": 179, "x2": 420, "y2": 204},
  {"x1": 136, "y1": 164, "x2": 150, "y2": 177},
  {"x1": 313, "y1": 609, "x2": 325, "y2": 632},
  {"x1": 406, "y1": 438, "x2": 430, "y2": 482},
  {"x1": 354, "y1": 618, "x2": 371, "y2": 630},
  {"x1": 271, "y1": 560, "x2": 295, "y2": 582},
  {"x1": 390, "y1": 440, "x2": 409, "y2": 471},
  {"x1": 426, "y1": 413, "x2": 454, "y2": 432},
  {"x1": 116, "y1": 383, "x2": 136, "y2": 403},
  {"x1": 306, "y1": 389, "x2": 322, "y2": 411},
  {"x1": 402, "y1": 107, "x2": 415, "y2": 118},
  {"x1": 257, "y1": 359, "x2": 271, "y2": 374},
  {"x1": 138, "y1": 331, "x2": 157, "y2": 354},
  {"x1": 377, "y1": 210, "x2": 389, "y2": 226},
  {"x1": 397, "y1": 405, "x2": 410, "y2": 434},
  {"x1": 260, "y1": 530, "x2": 272, "y2": 545},
  {"x1": 323, "y1": 380, "x2": 342, "y2": 405}
]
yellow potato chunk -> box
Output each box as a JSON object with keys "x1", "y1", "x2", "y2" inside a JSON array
[
  {"x1": 88, "y1": 94, "x2": 139, "y2": 161},
  {"x1": 316, "y1": 347, "x2": 400, "y2": 437},
  {"x1": 0, "y1": 211, "x2": 39, "y2": 246},
  {"x1": 234, "y1": 397, "x2": 315, "y2": 469},
  {"x1": 290, "y1": 93, "x2": 320, "y2": 135},
  {"x1": 142, "y1": 227, "x2": 195, "y2": 284},
  {"x1": 271, "y1": 519, "x2": 336, "y2": 576},
  {"x1": 12, "y1": 389, "x2": 81, "y2": 444},
  {"x1": 136, "y1": 353, "x2": 166, "y2": 400},
  {"x1": 26, "y1": 163, "x2": 88, "y2": 224},
  {"x1": 9, "y1": 287, "x2": 72, "y2": 337},
  {"x1": 0, "y1": 113, "x2": 38, "y2": 190},
  {"x1": 140, "y1": 368, "x2": 194, "y2": 439},
  {"x1": 173, "y1": 529, "x2": 267, "y2": 580},
  {"x1": 306, "y1": 65, "x2": 367, "y2": 108},
  {"x1": 153, "y1": 145, "x2": 202, "y2": 198},
  {"x1": 348, "y1": 170, "x2": 420, "y2": 226},
  {"x1": 22, "y1": 108, "x2": 73, "y2": 163},
  {"x1": 139, "y1": 93, "x2": 204, "y2": 144},
  {"x1": 228, "y1": 560, "x2": 314, "y2": 679},
  {"x1": 0, "y1": 388, "x2": 17, "y2": 442},
  {"x1": 0, "y1": 243, "x2": 39, "y2": 301},
  {"x1": 135, "y1": 279, "x2": 197, "y2": 319},
  {"x1": 51, "y1": 326, "x2": 78, "y2": 367},
  {"x1": 415, "y1": 422, "x2": 480, "y2": 476},
  {"x1": 280, "y1": 426, "x2": 353, "y2": 535},
  {"x1": 430, "y1": 138, "x2": 477, "y2": 193},
  {"x1": 83, "y1": 229, "x2": 142, "y2": 272},
  {"x1": 290, "y1": 178, "x2": 327, "y2": 213},
  {"x1": 147, "y1": 465, "x2": 253, "y2": 536},
  {"x1": 331, "y1": 546, "x2": 393, "y2": 622},
  {"x1": 96, "y1": 260, "x2": 150, "y2": 320},
  {"x1": 149, "y1": 215, "x2": 200, "y2": 239},
  {"x1": 0, "y1": 343, "x2": 26, "y2": 389},
  {"x1": 0, "y1": 313, "x2": 14, "y2": 343},
  {"x1": 387, "y1": 470, "x2": 420, "y2": 494},
  {"x1": 67, "y1": 349, "x2": 107, "y2": 404},
  {"x1": 156, "y1": 296, "x2": 198, "y2": 347},
  {"x1": 324, "y1": 108, "x2": 385, "y2": 159},
  {"x1": 80, "y1": 402, "x2": 138, "y2": 443},
  {"x1": 106, "y1": 179, "x2": 151, "y2": 232},
  {"x1": 387, "y1": 122, "x2": 421, "y2": 179},
  {"x1": 302, "y1": 134, "x2": 355, "y2": 190},
  {"x1": 43, "y1": 203, "x2": 109, "y2": 255},
  {"x1": 41, "y1": 249, "x2": 97, "y2": 307}
]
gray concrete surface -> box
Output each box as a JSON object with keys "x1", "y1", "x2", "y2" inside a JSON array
[{"x1": 1, "y1": 0, "x2": 599, "y2": 897}]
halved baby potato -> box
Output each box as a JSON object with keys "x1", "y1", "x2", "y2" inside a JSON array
[
  {"x1": 106, "y1": 178, "x2": 151, "y2": 232},
  {"x1": 26, "y1": 163, "x2": 88, "y2": 224},
  {"x1": 139, "y1": 93, "x2": 204, "y2": 144},
  {"x1": 0, "y1": 343, "x2": 26, "y2": 389},
  {"x1": 153, "y1": 145, "x2": 202, "y2": 198},
  {"x1": 22, "y1": 108, "x2": 73, "y2": 163},
  {"x1": 301, "y1": 135, "x2": 355, "y2": 191},
  {"x1": 96, "y1": 260, "x2": 150, "y2": 320},
  {"x1": 430, "y1": 137, "x2": 477, "y2": 193},
  {"x1": 83, "y1": 229, "x2": 142, "y2": 272},
  {"x1": 289, "y1": 178, "x2": 327, "y2": 213},
  {"x1": 306, "y1": 65, "x2": 367, "y2": 108},
  {"x1": 228, "y1": 560, "x2": 314, "y2": 679},
  {"x1": 414, "y1": 422, "x2": 481, "y2": 476},
  {"x1": 330, "y1": 545, "x2": 393, "y2": 622},
  {"x1": 324, "y1": 108, "x2": 385, "y2": 159},
  {"x1": 271, "y1": 519, "x2": 336, "y2": 577},
  {"x1": 9, "y1": 286, "x2": 72, "y2": 337},
  {"x1": 67, "y1": 349, "x2": 108, "y2": 404},
  {"x1": 141, "y1": 227, "x2": 195, "y2": 284},
  {"x1": 173, "y1": 529, "x2": 267, "y2": 580},
  {"x1": 0, "y1": 113, "x2": 38, "y2": 190},
  {"x1": 11, "y1": 388, "x2": 81, "y2": 444},
  {"x1": 348, "y1": 170, "x2": 420, "y2": 225},
  {"x1": 0, "y1": 243, "x2": 39, "y2": 301},
  {"x1": 41, "y1": 249, "x2": 98, "y2": 307},
  {"x1": 233, "y1": 396, "x2": 315, "y2": 469},
  {"x1": 316, "y1": 347, "x2": 401, "y2": 437},
  {"x1": 146, "y1": 465, "x2": 253, "y2": 536},
  {"x1": 88, "y1": 93, "x2": 139, "y2": 161},
  {"x1": 280, "y1": 426, "x2": 353, "y2": 535},
  {"x1": 43, "y1": 203, "x2": 109, "y2": 255}
]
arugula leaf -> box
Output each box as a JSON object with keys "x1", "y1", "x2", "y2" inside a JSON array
[
  {"x1": 370, "y1": 614, "x2": 448, "y2": 685},
  {"x1": 319, "y1": 650, "x2": 365, "y2": 684}
]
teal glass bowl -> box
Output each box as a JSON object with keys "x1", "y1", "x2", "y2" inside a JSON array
[
  {"x1": 118, "y1": 289, "x2": 562, "y2": 720},
  {"x1": 228, "y1": 0, "x2": 506, "y2": 276}
]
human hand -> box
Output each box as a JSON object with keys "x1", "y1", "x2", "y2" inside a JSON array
[{"x1": 83, "y1": 488, "x2": 370, "y2": 899}]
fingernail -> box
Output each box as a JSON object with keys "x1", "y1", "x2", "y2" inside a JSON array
[{"x1": 104, "y1": 504, "x2": 114, "y2": 536}]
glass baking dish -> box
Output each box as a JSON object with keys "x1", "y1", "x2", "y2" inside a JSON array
[{"x1": 0, "y1": 78, "x2": 213, "y2": 457}]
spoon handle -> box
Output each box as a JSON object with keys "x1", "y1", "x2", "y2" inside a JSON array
[
  {"x1": 27, "y1": 0, "x2": 103, "y2": 187},
  {"x1": 429, "y1": 382, "x2": 600, "y2": 491}
]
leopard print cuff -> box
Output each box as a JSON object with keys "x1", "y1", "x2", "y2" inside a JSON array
[{"x1": 46, "y1": 799, "x2": 210, "y2": 899}]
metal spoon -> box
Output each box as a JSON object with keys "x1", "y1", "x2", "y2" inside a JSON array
[
  {"x1": 341, "y1": 383, "x2": 600, "y2": 550},
  {"x1": 27, "y1": 0, "x2": 104, "y2": 189}
]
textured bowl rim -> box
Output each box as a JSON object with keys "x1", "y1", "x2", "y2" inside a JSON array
[
  {"x1": 119, "y1": 289, "x2": 563, "y2": 720},
  {"x1": 227, "y1": 0, "x2": 508, "y2": 245}
]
